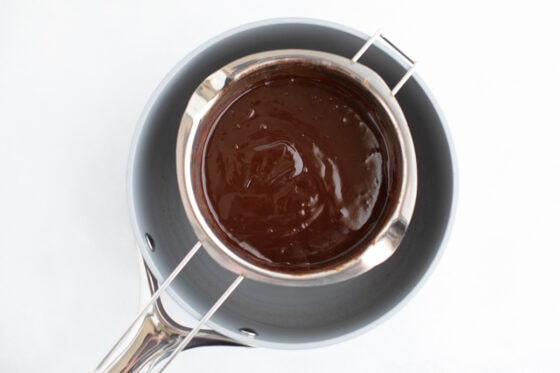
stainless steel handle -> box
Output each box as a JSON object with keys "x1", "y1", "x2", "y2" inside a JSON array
[
  {"x1": 95, "y1": 302, "x2": 186, "y2": 372},
  {"x1": 352, "y1": 30, "x2": 418, "y2": 95},
  {"x1": 95, "y1": 255, "x2": 245, "y2": 373}
]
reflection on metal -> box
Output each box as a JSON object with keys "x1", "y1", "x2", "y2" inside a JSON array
[
  {"x1": 239, "y1": 328, "x2": 258, "y2": 338},
  {"x1": 144, "y1": 233, "x2": 155, "y2": 252}
]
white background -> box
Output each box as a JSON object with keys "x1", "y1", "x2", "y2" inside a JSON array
[{"x1": 1, "y1": 1, "x2": 559, "y2": 372}]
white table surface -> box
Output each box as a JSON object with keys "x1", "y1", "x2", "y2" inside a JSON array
[{"x1": 1, "y1": 1, "x2": 559, "y2": 372}]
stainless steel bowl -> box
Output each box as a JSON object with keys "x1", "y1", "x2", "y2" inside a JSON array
[{"x1": 176, "y1": 49, "x2": 417, "y2": 286}]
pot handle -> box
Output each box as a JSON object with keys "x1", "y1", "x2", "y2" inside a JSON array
[{"x1": 95, "y1": 255, "x2": 246, "y2": 373}]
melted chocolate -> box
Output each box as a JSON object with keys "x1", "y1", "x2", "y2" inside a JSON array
[{"x1": 193, "y1": 64, "x2": 401, "y2": 273}]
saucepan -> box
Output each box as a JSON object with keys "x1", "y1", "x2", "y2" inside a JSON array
[{"x1": 95, "y1": 18, "x2": 456, "y2": 372}]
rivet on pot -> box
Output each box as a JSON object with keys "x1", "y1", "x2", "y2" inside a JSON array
[
  {"x1": 238, "y1": 327, "x2": 258, "y2": 338},
  {"x1": 145, "y1": 233, "x2": 155, "y2": 252}
]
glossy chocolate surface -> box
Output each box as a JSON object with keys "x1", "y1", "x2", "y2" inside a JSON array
[{"x1": 194, "y1": 64, "x2": 401, "y2": 273}]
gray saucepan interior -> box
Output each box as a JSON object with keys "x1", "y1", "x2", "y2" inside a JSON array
[{"x1": 129, "y1": 19, "x2": 455, "y2": 349}]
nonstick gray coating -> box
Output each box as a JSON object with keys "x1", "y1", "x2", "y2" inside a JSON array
[{"x1": 129, "y1": 19, "x2": 455, "y2": 348}]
